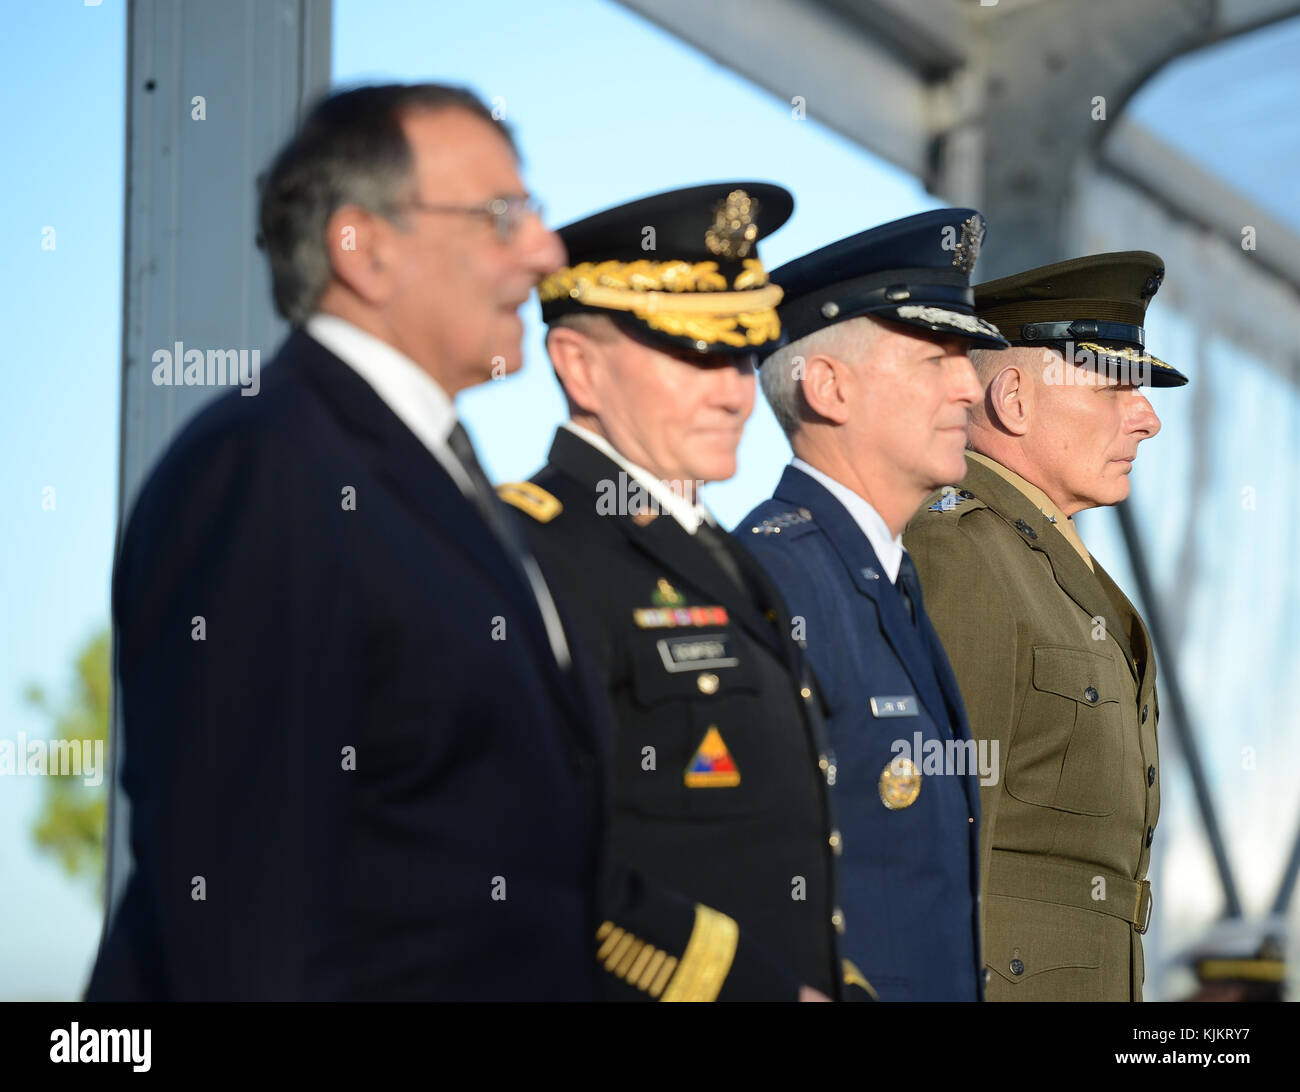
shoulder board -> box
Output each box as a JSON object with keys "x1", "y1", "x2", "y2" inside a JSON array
[
  {"x1": 922, "y1": 488, "x2": 986, "y2": 517},
  {"x1": 496, "y1": 481, "x2": 562, "y2": 524},
  {"x1": 743, "y1": 507, "x2": 817, "y2": 539}
]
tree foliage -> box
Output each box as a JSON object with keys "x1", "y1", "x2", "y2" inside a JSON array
[{"x1": 25, "y1": 627, "x2": 110, "y2": 895}]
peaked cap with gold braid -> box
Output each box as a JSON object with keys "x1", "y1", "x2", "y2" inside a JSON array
[
  {"x1": 975, "y1": 251, "x2": 1189, "y2": 387},
  {"x1": 539, "y1": 182, "x2": 794, "y2": 357}
]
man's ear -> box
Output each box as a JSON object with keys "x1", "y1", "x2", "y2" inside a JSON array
[
  {"x1": 324, "y1": 204, "x2": 397, "y2": 307},
  {"x1": 546, "y1": 326, "x2": 605, "y2": 416},
  {"x1": 985, "y1": 358, "x2": 1033, "y2": 437},
  {"x1": 798, "y1": 353, "x2": 852, "y2": 426}
]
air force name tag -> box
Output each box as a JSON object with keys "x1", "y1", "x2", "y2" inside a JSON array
[{"x1": 870, "y1": 695, "x2": 918, "y2": 718}]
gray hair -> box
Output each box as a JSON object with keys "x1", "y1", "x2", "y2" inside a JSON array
[
  {"x1": 760, "y1": 316, "x2": 882, "y2": 437},
  {"x1": 257, "y1": 83, "x2": 515, "y2": 325}
]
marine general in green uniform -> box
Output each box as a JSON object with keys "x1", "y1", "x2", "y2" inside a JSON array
[
  {"x1": 904, "y1": 252, "x2": 1188, "y2": 1001},
  {"x1": 499, "y1": 184, "x2": 858, "y2": 1001}
]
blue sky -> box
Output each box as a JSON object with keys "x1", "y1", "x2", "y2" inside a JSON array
[{"x1": 2, "y1": 0, "x2": 1296, "y2": 999}]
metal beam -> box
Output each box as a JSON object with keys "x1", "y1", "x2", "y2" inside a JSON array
[
  {"x1": 102, "y1": 0, "x2": 332, "y2": 940},
  {"x1": 1101, "y1": 116, "x2": 1300, "y2": 292},
  {"x1": 618, "y1": 0, "x2": 935, "y2": 179}
]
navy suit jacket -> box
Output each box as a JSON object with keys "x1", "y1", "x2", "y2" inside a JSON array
[
  {"x1": 87, "y1": 329, "x2": 672, "y2": 1000},
  {"x1": 737, "y1": 465, "x2": 983, "y2": 1000}
]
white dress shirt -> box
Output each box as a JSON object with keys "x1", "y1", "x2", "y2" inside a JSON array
[
  {"x1": 306, "y1": 313, "x2": 570, "y2": 667},
  {"x1": 791, "y1": 457, "x2": 906, "y2": 583},
  {"x1": 562, "y1": 421, "x2": 717, "y2": 535},
  {"x1": 305, "y1": 314, "x2": 475, "y2": 496}
]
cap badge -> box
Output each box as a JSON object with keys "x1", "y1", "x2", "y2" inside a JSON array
[
  {"x1": 951, "y1": 213, "x2": 986, "y2": 274},
  {"x1": 1141, "y1": 267, "x2": 1165, "y2": 300},
  {"x1": 705, "y1": 189, "x2": 760, "y2": 260}
]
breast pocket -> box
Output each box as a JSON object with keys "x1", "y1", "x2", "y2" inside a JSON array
[
  {"x1": 1005, "y1": 645, "x2": 1124, "y2": 816},
  {"x1": 621, "y1": 630, "x2": 765, "y2": 819}
]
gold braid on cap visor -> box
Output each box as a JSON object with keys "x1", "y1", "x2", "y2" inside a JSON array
[{"x1": 539, "y1": 258, "x2": 783, "y2": 347}]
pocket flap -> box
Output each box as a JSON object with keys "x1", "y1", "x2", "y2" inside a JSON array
[
  {"x1": 1032, "y1": 645, "x2": 1119, "y2": 704},
  {"x1": 984, "y1": 894, "x2": 1103, "y2": 986}
]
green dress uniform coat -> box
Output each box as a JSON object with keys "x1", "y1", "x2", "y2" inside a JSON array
[{"x1": 904, "y1": 453, "x2": 1160, "y2": 1001}]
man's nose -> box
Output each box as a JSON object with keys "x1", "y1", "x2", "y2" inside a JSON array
[
  {"x1": 1129, "y1": 390, "x2": 1161, "y2": 439},
  {"x1": 520, "y1": 214, "x2": 566, "y2": 277},
  {"x1": 951, "y1": 354, "x2": 982, "y2": 406},
  {"x1": 715, "y1": 358, "x2": 757, "y2": 412}
]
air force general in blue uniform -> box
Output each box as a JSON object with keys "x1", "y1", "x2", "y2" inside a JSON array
[{"x1": 736, "y1": 211, "x2": 1012, "y2": 1000}]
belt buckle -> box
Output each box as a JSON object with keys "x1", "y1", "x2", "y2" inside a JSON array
[{"x1": 1134, "y1": 880, "x2": 1153, "y2": 934}]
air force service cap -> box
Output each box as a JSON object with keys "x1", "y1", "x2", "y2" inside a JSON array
[
  {"x1": 764, "y1": 208, "x2": 1009, "y2": 360},
  {"x1": 539, "y1": 182, "x2": 793, "y2": 357},
  {"x1": 974, "y1": 251, "x2": 1189, "y2": 387}
]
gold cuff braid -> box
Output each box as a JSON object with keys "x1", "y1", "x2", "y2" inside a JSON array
[{"x1": 659, "y1": 904, "x2": 739, "y2": 1002}]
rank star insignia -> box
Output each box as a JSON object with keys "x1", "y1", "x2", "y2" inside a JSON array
[
  {"x1": 684, "y1": 726, "x2": 740, "y2": 788},
  {"x1": 705, "y1": 189, "x2": 760, "y2": 260},
  {"x1": 951, "y1": 214, "x2": 986, "y2": 274},
  {"x1": 651, "y1": 578, "x2": 685, "y2": 607}
]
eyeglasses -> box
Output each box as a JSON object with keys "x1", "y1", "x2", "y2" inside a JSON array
[{"x1": 400, "y1": 195, "x2": 544, "y2": 243}]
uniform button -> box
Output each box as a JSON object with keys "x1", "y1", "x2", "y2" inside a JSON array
[
  {"x1": 697, "y1": 672, "x2": 719, "y2": 695},
  {"x1": 800, "y1": 686, "x2": 812, "y2": 700},
  {"x1": 831, "y1": 909, "x2": 845, "y2": 934},
  {"x1": 1084, "y1": 686, "x2": 1099, "y2": 704},
  {"x1": 1147, "y1": 764, "x2": 1156, "y2": 787},
  {"x1": 1009, "y1": 958, "x2": 1025, "y2": 976},
  {"x1": 1141, "y1": 704, "x2": 1149, "y2": 724},
  {"x1": 968, "y1": 816, "x2": 975, "y2": 824},
  {"x1": 1146, "y1": 826, "x2": 1154, "y2": 847},
  {"x1": 829, "y1": 830, "x2": 842, "y2": 854}
]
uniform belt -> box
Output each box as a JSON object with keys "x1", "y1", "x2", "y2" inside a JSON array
[{"x1": 987, "y1": 850, "x2": 1153, "y2": 934}]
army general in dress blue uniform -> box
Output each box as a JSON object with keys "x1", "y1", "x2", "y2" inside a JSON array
[
  {"x1": 499, "y1": 184, "x2": 862, "y2": 1000},
  {"x1": 736, "y1": 211, "x2": 1010, "y2": 1000}
]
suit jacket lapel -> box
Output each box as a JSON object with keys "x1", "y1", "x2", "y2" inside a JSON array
[
  {"x1": 960, "y1": 456, "x2": 1137, "y2": 674},
  {"x1": 546, "y1": 430, "x2": 780, "y2": 656},
  {"x1": 284, "y1": 333, "x2": 587, "y2": 719},
  {"x1": 774, "y1": 465, "x2": 949, "y2": 724}
]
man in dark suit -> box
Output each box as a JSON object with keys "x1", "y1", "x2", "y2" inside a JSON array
[
  {"x1": 735, "y1": 211, "x2": 1010, "y2": 1000},
  {"x1": 87, "y1": 85, "x2": 778, "y2": 1000},
  {"x1": 498, "y1": 185, "x2": 860, "y2": 1001}
]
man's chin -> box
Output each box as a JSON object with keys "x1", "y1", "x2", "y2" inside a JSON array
[
  {"x1": 483, "y1": 348, "x2": 523, "y2": 382},
  {"x1": 1086, "y1": 475, "x2": 1132, "y2": 508},
  {"x1": 689, "y1": 455, "x2": 738, "y2": 487}
]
